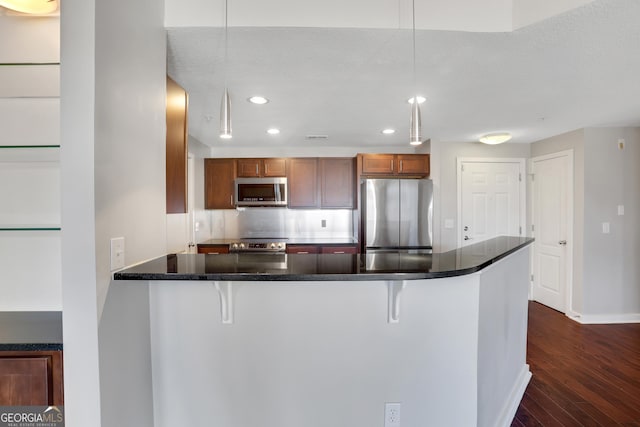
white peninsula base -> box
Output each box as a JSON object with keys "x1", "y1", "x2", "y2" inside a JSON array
[{"x1": 145, "y1": 247, "x2": 531, "y2": 427}]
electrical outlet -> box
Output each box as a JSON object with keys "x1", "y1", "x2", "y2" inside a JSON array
[
  {"x1": 602, "y1": 222, "x2": 610, "y2": 234},
  {"x1": 618, "y1": 139, "x2": 625, "y2": 150},
  {"x1": 321, "y1": 219, "x2": 327, "y2": 228},
  {"x1": 384, "y1": 402, "x2": 401, "y2": 427},
  {"x1": 110, "y1": 237, "x2": 125, "y2": 270}
]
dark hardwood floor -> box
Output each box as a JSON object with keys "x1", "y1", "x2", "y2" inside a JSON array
[{"x1": 512, "y1": 302, "x2": 640, "y2": 426}]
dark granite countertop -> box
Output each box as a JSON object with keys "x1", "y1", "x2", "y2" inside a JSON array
[
  {"x1": 198, "y1": 237, "x2": 358, "y2": 246},
  {"x1": 115, "y1": 236, "x2": 533, "y2": 282}
]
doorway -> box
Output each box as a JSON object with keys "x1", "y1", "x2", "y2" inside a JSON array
[
  {"x1": 530, "y1": 150, "x2": 573, "y2": 313},
  {"x1": 457, "y1": 158, "x2": 526, "y2": 247}
]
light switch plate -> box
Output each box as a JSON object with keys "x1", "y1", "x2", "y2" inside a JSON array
[
  {"x1": 618, "y1": 205, "x2": 625, "y2": 216},
  {"x1": 602, "y1": 222, "x2": 610, "y2": 234},
  {"x1": 110, "y1": 237, "x2": 125, "y2": 270}
]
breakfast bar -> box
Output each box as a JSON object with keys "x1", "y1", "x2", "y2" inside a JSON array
[{"x1": 113, "y1": 236, "x2": 533, "y2": 427}]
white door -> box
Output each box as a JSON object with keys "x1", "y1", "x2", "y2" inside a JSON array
[
  {"x1": 531, "y1": 151, "x2": 573, "y2": 312},
  {"x1": 458, "y1": 159, "x2": 524, "y2": 247}
]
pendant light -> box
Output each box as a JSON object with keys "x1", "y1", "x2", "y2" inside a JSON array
[
  {"x1": 409, "y1": 0, "x2": 423, "y2": 146},
  {"x1": 219, "y1": 0, "x2": 232, "y2": 139}
]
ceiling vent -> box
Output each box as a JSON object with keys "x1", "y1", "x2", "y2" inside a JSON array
[{"x1": 305, "y1": 134, "x2": 329, "y2": 140}]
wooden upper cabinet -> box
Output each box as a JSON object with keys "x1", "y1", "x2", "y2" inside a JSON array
[
  {"x1": 288, "y1": 158, "x2": 319, "y2": 208},
  {"x1": 205, "y1": 158, "x2": 236, "y2": 209},
  {"x1": 320, "y1": 158, "x2": 356, "y2": 208},
  {"x1": 263, "y1": 158, "x2": 287, "y2": 177},
  {"x1": 360, "y1": 153, "x2": 429, "y2": 177},
  {"x1": 236, "y1": 158, "x2": 287, "y2": 177},
  {"x1": 166, "y1": 76, "x2": 188, "y2": 213},
  {"x1": 361, "y1": 154, "x2": 395, "y2": 175},
  {"x1": 397, "y1": 154, "x2": 430, "y2": 175}
]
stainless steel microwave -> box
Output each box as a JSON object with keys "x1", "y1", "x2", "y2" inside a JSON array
[{"x1": 234, "y1": 177, "x2": 288, "y2": 207}]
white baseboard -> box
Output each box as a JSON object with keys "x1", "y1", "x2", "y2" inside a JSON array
[
  {"x1": 496, "y1": 364, "x2": 532, "y2": 427},
  {"x1": 571, "y1": 312, "x2": 640, "y2": 324}
]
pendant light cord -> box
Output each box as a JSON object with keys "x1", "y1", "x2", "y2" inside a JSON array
[
  {"x1": 224, "y1": 0, "x2": 229, "y2": 88},
  {"x1": 412, "y1": 0, "x2": 417, "y2": 92}
]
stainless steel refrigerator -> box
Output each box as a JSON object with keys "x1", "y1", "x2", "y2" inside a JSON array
[{"x1": 362, "y1": 178, "x2": 433, "y2": 252}]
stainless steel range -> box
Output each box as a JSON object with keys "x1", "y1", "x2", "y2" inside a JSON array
[{"x1": 228, "y1": 239, "x2": 287, "y2": 253}]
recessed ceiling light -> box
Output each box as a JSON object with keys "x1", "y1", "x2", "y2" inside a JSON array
[
  {"x1": 407, "y1": 96, "x2": 426, "y2": 104},
  {"x1": 381, "y1": 129, "x2": 395, "y2": 135},
  {"x1": 479, "y1": 133, "x2": 512, "y2": 145},
  {"x1": 267, "y1": 128, "x2": 280, "y2": 135},
  {"x1": 248, "y1": 96, "x2": 269, "y2": 105}
]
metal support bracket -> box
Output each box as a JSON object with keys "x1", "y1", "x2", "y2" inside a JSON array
[
  {"x1": 387, "y1": 281, "x2": 406, "y2": 323},
  {"x1": 214, "y1": 281, "x2": 233, "y2": 324}
]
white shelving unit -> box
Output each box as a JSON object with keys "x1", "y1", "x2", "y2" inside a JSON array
[{"x1": 0, "y1": 14, "x2": 61, "y2": 311}]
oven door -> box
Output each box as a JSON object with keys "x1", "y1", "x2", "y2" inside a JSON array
[{"x1": 235, "y1": 177, "x2": 287, "y2": 206}]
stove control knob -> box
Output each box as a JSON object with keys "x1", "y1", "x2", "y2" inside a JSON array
[
  {"x1": 239, "y1": 243, "x2": 245, "y2": 249},
  {"x1": 231, "y1": 243, "x2": 238, "y2": 250},
  {"x1": 270, "y1": 243, "x2": 276, "y2": 249},
  {"x1": 277, "y1": 243, "x2": 283, "y2": 249}
]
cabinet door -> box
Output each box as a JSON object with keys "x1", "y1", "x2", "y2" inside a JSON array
[
  {"x1": 288, "y1": 158, "x2": 319, "y2": 208},
  {"x1": 236, "y1": 159, "x2": 261, "y2": 177},
  {"x1": 397, "y1": 154, "x2": 430, "y2": 176},
  {"x1": 263, "y1": 158, "x2": 287, "y2": 177},
  {"x1": 320, "y1": 158, "x2": 355, "y2": 208},
  {"x1": 166, "y1": 77, "x2": 188, "y2": 213},
  {"x1": 361, "y1": 154, "x2": 395, "y2": 175},
  {"x1": 205, "y1": 159, "x2": 236, "y2": 209},
  {"x1": 197, "y1": 245, "x2": 230, "y2": 254},
  {"x1": 286, "y1": 245, "x2": 320, "y2": 254},
  {"x1": 0, "y1": 351, "x2": 63, "y2": 406},
  {"x1": 320, "y1": 245, "x2": 358, "y2": 254}
]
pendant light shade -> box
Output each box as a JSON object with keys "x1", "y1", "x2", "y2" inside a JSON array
[
  {"x1": 220, "y1": 88, "x2": 232, "y2": 139},
  {"x1": 409, "y1": 99, "x2": 422, "y2": 145},
  {"x1": 0, "y1": 0, "x2": 57, "y2": 14}
]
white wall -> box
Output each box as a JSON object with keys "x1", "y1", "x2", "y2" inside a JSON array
[
  {"x1": 430, "y1": 140, "x2": 530, "y2": 252},
  {"x1": 582, "y1": 127, "x2": 640, "y2": 319},
  {"x1": 62, "y1": 0, "x2": 167, "y2": 425}
]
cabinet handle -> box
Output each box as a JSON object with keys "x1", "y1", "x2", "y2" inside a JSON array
[
  {"x1": 298, "y1": 251, "x2": 309, "y2": 254},
  {"x1": 399, "y1": 160, "x2": 403, "y2": 172},
  {"x1": 334, "y1": 251, "x2": 345, "y2": 254},
  {"x1": 256, "y1": 164, "x2": 259, "y2": 175},
  {"x1": 230, "y1": 194, "x2": 233, "y2": 205}
]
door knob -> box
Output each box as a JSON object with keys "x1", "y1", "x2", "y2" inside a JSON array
[
  {"x1": 464, "y1": 236, "x2": 472, "y2": 241},
  {"x1": 559, "y1": 240, "x2": 567, "y2": 245},
  {"x1": 463, "y1": 226, "x2": 469, "y2": 231}
]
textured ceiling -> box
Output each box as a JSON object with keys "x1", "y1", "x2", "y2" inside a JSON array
[{"x1": 167, "y1": 0, "x2": 640, "y2": 148}]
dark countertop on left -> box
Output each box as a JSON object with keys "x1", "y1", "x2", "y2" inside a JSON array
[
  {"x1": 115, "y1": 236, "x2": 533, "y2": 282},
  {"x1": 0, "y1": 311, "x2": 63, "y2": 351}
]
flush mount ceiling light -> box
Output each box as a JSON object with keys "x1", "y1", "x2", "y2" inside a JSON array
[
  {"x1": 479, "y1": 133, "x2": 512, "y2": 145},
  {"x1": 248, "y1": 96, "x2": 269, "y2": 105},
  {"x1": 219, "y1": 0, "x2": 232, "y2": 140},
  {"x1": 266, "y1": 128, "x2": 280, "y2": 135},
  {"x1": 381, "y1": 129, "x2": 396, "y2": 135},
  {"x1": 407, "y1": 96, "x2": 426, "y2": 104},
  {"x1": 408, "y1": 0, "x2": 423, "y2": 146},
  {"x1": 0, "y1": 0, "x2": 57, "y2": 14}
]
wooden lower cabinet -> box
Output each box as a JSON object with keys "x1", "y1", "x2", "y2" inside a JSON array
[
  {"x1": 0, "y1": 350, "x2": 63, "y2": 406},
  {"x1": 286, "y1": 245, "x2": 320, "y2": 254},
  {"x1": 321, "y1": 245, "x2": 358, "y2": 254},
  {"x1": 287, "y1": 244, "x2": 357, "y2": 254},
  {"x1": 197, "y1": 245, "x2": 229, "y2": 254}
]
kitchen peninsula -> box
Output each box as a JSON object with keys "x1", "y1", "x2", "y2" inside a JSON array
[{"x1": 114, "y1": 236, "x2": 533, "y2": 427}]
